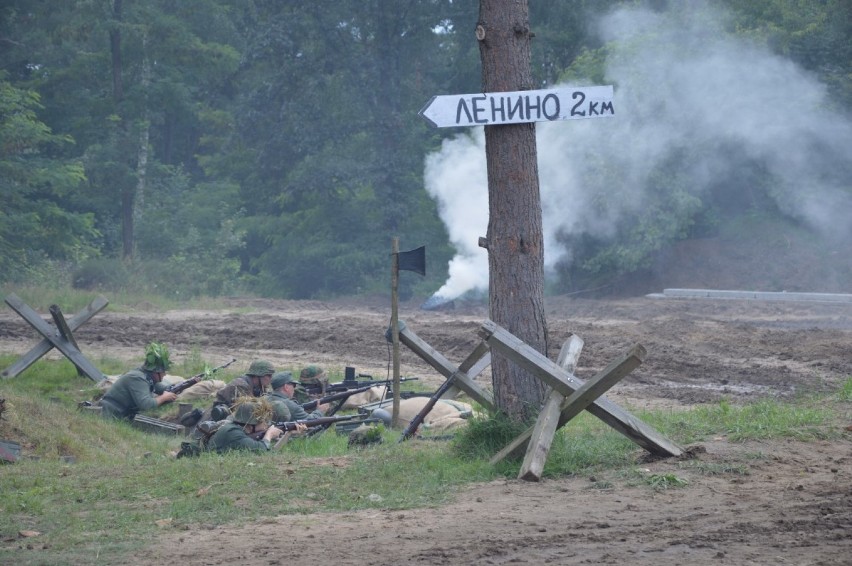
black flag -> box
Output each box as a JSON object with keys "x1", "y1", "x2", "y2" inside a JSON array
[{"x1": 397, "y1": 246, "x2": 426, "y2": 276}]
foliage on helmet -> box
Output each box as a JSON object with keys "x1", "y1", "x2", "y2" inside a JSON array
[
  {"x1": 143, "y1": 342, "x2": 171, "y2": 371},
  {"x1": 246, "y1": 359, "x2": 275, "y2": 377},
  {"x1": 231, "y1": 397, "x2": 273, "y2": 425}
]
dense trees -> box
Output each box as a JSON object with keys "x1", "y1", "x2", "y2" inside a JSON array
[{"x1": 0, "y1": 1, "x2": 848, "y2": 298}]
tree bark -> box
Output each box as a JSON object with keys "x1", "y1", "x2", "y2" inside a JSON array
[
  {"x1": 478, "y1": 0, "x2": 548, "y2": 422},
  {"x1": 133, "y1": 32, "x2": 151, "y2": 258},
  {"x1": 110, "y1": 0, "x2": 134, "y2": 260}
]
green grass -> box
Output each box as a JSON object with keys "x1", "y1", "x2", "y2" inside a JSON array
[{"x1": 1, "y1": 356, "x2": 849, "y2": 565}]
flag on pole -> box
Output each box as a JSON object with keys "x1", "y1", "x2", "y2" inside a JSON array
[{"x1": 397, "y1": 246, "x2": 426, "y2": 276}]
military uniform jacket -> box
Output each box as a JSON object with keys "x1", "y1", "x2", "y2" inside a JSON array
[
  {"x1": 214, "y1": 375, "x2": 259, "y2": 407},
  {"x1": 207, "y1": 422, "x2": 270, "y2": 453},
  {"x1": 277, "y1": 395, "x2": 324, "y2": 422},
  {"x1": 100, "y1": 368, "x2": 159, "y2": 420},
  {"x1": 264, "y1": 391, "x2": 293, "y2": 422}
]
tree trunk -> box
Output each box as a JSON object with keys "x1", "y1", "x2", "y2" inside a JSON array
[
  {"x1": 111, "y1": 0, "x2": 134, "y2": 259},
  {"x1": 478, "y1": 0, "x2": 548, "y2": 423},
  {"x1": 133, "y1": 32, "x2": 151, "y2": 258}
]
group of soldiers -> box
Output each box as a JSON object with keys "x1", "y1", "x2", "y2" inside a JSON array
[{"x1": 98, "y1": 342, "x2": 333, "y2": 454}]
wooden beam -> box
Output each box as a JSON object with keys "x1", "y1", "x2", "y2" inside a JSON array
[
  {"x1": 49, "y1": 304, "x2": 85, "y2": 377},
  {"x1": 518, "y1": 334, "x2": 584, "y2": 481},
  {"x1": 2, "y1": 294, "x2": 108, "y2": 379},
  {"x1": 480, "y1": 320, "x2": 682, "y2": 457},
  {"x1": 400, "y1": 340, "x2": 491, "y2": 441},
  {"x1": 443, "y1": 350, "x2": 491, "y2": 401},
  {"x1": 398, "y1": 323, "x2": 495, "y2": 412},
  {"x1": 3, "y1": 294, "x2": 105, "y2": 383}
]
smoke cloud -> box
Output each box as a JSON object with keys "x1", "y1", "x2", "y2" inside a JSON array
[{"x1": 423, "y1": 2, "x2": 852, "y2": 302}]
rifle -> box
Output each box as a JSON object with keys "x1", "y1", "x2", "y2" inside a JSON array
[
  {"x1": 166, "y1": 358, "x2": 237, "y2": 396},
  {"x1": 399, "y1": 369, "x2": 459, "y2": 442},
  {"x1": 300, "y1": 383, "x2": 379, "y2": 412},
  {"x1": 249, "y1": 414, "x2": 361, "y2": 439},
  {"x1": 302, "y1": 376, "x2": 420, "y2": 395}
]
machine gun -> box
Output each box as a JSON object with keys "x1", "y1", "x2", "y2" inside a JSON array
[
  {"x1": 248, "y1": 414, "x2": 362, "y2": 439},
  {"x1": 302, "y1": 375, "x2": 420, "y2": 396},
  {"x1": 165, "y1": 358, "x2": 237, "y2": 396}
]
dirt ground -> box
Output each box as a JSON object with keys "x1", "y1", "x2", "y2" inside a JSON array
[{"x1": 1, "y1": 294, "x2": 851, "y2": 564}]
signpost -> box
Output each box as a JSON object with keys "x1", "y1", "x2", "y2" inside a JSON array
[{"x1": 419, "y1": 85, "x2": 614, "y2": 128}]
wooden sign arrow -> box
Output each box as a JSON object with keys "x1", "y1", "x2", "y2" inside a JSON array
[{"x1": 419, "y1": 85, "x2": 614, "y2": 128}]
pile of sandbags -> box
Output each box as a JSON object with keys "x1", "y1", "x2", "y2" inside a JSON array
[{"x1": 377, "y1": 396, "x2": 475, "y2": 433}]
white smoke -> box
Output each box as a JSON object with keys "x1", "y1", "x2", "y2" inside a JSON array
[{"x1": 423, "y1": 2, "x2": 852, "y2": 301}]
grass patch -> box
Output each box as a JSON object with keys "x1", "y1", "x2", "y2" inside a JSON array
[
  {"x1": 1, "y1": 357, "x2": 849, "y2": 565},
  {"x1": 837, "y1": 377, "x2": 852, "y2": 402},
  {"x1": 642, "y1": 397, "x2": 839, "y2": 443}
]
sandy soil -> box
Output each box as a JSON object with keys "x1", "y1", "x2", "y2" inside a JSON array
[{"x1": 1, "y1": 294, "x2": 851, "y2": 564}]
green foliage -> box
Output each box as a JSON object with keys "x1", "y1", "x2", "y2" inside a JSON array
[
  {"x1": 645, "y1": 397, "x2": 837, "y2": 443},
  {"x1": 0, "y1": 1, "x2": 849, "y2": 298},
  {"x1": 838, "y1": 378, "x2": 852, "y2": 402},
  {"x1": 0, "y1": 75, "x2": 96, "y2": 281}
]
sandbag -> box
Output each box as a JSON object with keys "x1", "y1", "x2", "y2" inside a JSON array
[
  {"x1": 341, "y1": 386, "x2": 389, "y2": 410},
  {"x1": 175, "y1": 379, "x2": 226, "y2": 401}
]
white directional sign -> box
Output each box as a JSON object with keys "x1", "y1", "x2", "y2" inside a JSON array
[{"x1": 419, "y1": 86, "x2": 614, "y2": 128}]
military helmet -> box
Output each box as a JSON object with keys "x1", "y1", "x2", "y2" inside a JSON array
[
  {"x1": 142, "y1": 342, "x2": 171, "y2": 372},
  {"x1": 299, "y1": 365, "x2": 325, "y2": 384},
  {"x1": 371, "y1": 408, "x2": 392, "y2": 427},
  {"x1": 232, "y1": 398, "x2": 273, "y2": 425},
  {"x1": 246, "y1": 359, "x2": 275, "y2": 377}
]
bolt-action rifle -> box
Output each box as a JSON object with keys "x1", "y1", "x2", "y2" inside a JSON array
[
  {"x1": 166, "y1": 358, "x2": 237, "y2": 396},
  {"x1": 248, "y1": 414, "x2": 361, "y2": 439},
  {"x1": 300, "y1": 383, "x2": 379, "y2": 412}
]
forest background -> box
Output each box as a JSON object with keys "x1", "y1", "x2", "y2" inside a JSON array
[{"x1": 1, "y1": 0, "x2": 850, "y2": 303}]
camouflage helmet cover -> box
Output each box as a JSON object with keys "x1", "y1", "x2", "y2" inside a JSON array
[
  {"x1": 142, "y1": 342, "x2": 171, "y2": 372},
  {"x1": 299, "y1": 365, "x2": 326, "y2": 384},
  {"x1": 232, "y1": 398, "x2": 273, "y2": 425},
  {"x1": 246, "y1": 359, "x2": 275, "y2": 377}
]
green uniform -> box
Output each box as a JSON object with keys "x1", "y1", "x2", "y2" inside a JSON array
[
  {"x1": 214, "y1": 375, "x2": 261, "y2": 407},
  {"x1": 206, "y1": 422, "x2": 271, "y2": 453},
  {"x1": 264, "y1": 391, "x2": 293, "y2": 422},
  {"x1": 100, "y1": 368, "x2": 162, "y2": 420},
  {"x1": 275, "y1": 395, "x2": 324, "y2": 422}
]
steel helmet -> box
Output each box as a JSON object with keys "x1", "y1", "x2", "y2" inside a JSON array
[
  {"x1": 246, "y1": 359, "x2": 275, "y2": 377},
  {"x1": 371, "y1": 408, "x2": 392, "y2": 427}
]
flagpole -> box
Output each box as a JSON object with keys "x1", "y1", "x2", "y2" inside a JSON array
[{"x1": 391, "y1": 237, "x2": 401, "y2": 428}]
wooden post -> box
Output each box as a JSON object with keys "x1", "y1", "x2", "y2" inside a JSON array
[
  {"x1": 517, "y1": 334, "x2": 584, "y2": 481},
  {"x1": 391, "y1": 237, "x2": 401, "y2": 428},
  {"x1": 49, "y1": 304, "x2": 85, "y2": 377}
]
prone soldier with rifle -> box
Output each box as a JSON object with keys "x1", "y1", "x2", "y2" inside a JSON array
[
  {"x1": 99, "y1": 342, "x2": 179, "y2": 421},
  {"x1": 165, "y1": 357, "x2": 237, "y2": 396},
  {"x1": 206, "y1": 398, "x2": 306, "y2": 454}
]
